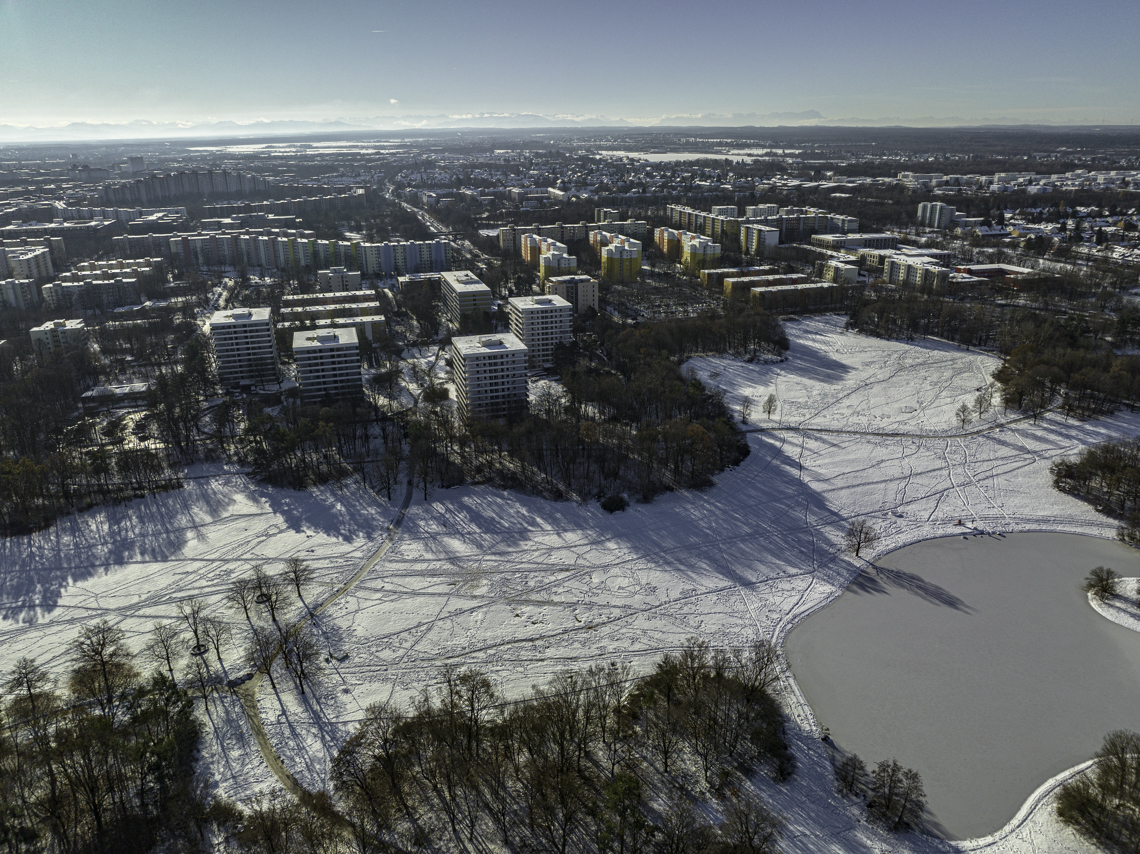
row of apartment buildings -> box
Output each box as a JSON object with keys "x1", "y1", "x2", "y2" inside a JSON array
[{"x1": 120, "y1": 229, "x2": 452, "y2": 277}]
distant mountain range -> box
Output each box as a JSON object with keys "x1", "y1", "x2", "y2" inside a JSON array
[{"x1": 0, "y1": 111, "x2": 1129, "y2": 143}]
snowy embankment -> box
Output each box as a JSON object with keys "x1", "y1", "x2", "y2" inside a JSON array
[
  {"x1": 0, "y1": 315, "x2": 1126, "y2": 852},
  {"x1": 1089, "y1": 579, "x2": 1140, "y2": 632}
]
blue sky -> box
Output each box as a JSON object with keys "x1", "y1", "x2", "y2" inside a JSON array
[{"x1": 1, "y1": 0, "x2": 1137, "y2": 127}]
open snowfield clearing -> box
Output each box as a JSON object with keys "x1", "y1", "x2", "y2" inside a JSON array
[{"x1": 0, "y1": 316, "x2": 1131, "y2": 851}]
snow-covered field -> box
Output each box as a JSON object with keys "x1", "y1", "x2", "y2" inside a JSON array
[{"x1": 3, "y1": 315, "x2": 1132, "y2": 852}]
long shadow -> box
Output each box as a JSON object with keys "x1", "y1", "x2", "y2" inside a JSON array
[{"x1": 848, "y1": 565, "x2": 973, "y2": 613}]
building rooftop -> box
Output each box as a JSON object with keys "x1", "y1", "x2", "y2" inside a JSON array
[
  {"x1": 509, "y1": 295, "x2": 572, "y2": 310},
  {"x1": 209, "y1": 307, "x2": 272, "y2": 325},
  {"x1": 441, "y1": 270, "x2": 491, "y2": 293},
  {"x1": 292, "y1": 327, "x2": 359, "y2": 350},
  {"x1": 452, "y1": 332, "x2": 528, "y2": 357}
]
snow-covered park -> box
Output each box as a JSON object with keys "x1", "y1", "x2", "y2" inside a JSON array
[{"x1": 1, "y1": 315, "x2": 1132, "y2": 852}]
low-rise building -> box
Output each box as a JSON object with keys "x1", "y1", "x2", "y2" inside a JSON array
[
  {"x1": 816, "y1": 260, "x2": 859, "y2": 285},
  {"x1": 30, "y1": 319, "x2": 87, "y2": 354},
  {"x1": 209, "y1": 307, "x2": 278, "y2": 387},
  {"x1": 508, "y1": 295, "x2": 573, "y2": 367},
  {"x1": 725, "y1": 273, "x2": 808, "y2": 300},
  {"x1": 810, "y1": 233, "x2": 899, "y2": 251},
  {"x1": 699, "y1": 267, "x2": 777, "y2": 291},
  {"x1": 546, "y1": 275, "x2": 598, "y2": 314},
  {"x1": 749, "y1": 282, "x2": 845, "y2": 311},
  {"x1": 452, "y1": 333, "x2": 529, "y2": 419},
  {"x1": 441, "y1": 270, "x2": 493, "y2": 327},
  {"x1": 884, "y1": 257, "x2": 950, "y2": 290},
  {"x1": 292, "y1": 327, "x2": 363, "y2": 403}
]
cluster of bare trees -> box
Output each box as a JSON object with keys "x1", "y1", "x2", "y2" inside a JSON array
[
  {"x1": 0, "y1": 623, "x2": 209, "y2": 853},
  {"x1": 1051, "y1": 437, "x2": 1140, "y2": 538},
  {"x1": 834, "y1": 752, "x2": 927, "y2": 833},
  {"x1": 1056, "y1": 730, "x2": 1140, "y2": 851},
  {"x1": 325, "y1": 638, "x2": 789, "y2": 854},
  {"x1": 227, "y1": 559, "x2": 323, "y2": 696}
]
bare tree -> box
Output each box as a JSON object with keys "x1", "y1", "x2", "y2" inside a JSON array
[
  {"x1": 1083, "y1": 566, "x2": 1121, "y2": 602},
  {"x1": 844, "y1": 519, "x2": 881, "y2": 559},
  {"x1": 178, "y1": 598, "x2": 208, "y2": 654},
  {"x1": 835, "y1": 752, "x2": 867, "y2": 796},
  {"x1": 283, "y1": 624, "x2": 324, "y2": 695},
  {"x1": 955, "y1": 402, "x2": 973, "y2": 429},
  {"x1": 248, "y1": 626, "x2": 282, "y2": 692},
  {"x1": 252, "y1": 564, "x2": 285, "y2": 624},
  {"x1": 974, "y1": 386, "x2": 993, "y2": 416},
  {"x1": 720, "y1": 792, "x2": 781, "y2": 853},
  {"x1": 68, "y1": 619, "x2": 138, "y2": 721},
  {"x1": 869, "y1": 758, "x2": 926, "y2": 832},
  {"x1": 144, "y1": 621, "x2": 185, "y2": 680},
  {"x1": 226, "y1": 576, "x2": 258, "y2": 623},
  {"x1": 763, "y1": 393, "x2": 778, "y2": 420},
  {"x1": 739, "y1": 395, "x2": 753, "y2": 425},
  {"x1": 282, "y1": 557, "x2": 316, "y2": 601},
  {"x1": 201, "y1": 616, "x2": 231, "y2": 663}
]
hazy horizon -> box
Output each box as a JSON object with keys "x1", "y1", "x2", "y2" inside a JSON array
[{"x1": 2, "y1": 0, "x2": 1138, "y2": 137}]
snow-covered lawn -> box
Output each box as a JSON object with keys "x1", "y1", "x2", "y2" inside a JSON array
[{"x1": 0, "y1": 315, "x2": 1128, "y2": 851}]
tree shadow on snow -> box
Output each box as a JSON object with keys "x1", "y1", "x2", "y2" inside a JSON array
[{"x1": 848, "y1": 565, "x2": 973, "y2": 613}]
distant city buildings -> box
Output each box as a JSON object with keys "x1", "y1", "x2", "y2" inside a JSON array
[
  {"x1": 917, "y1": 202, "x2": 958, "y2": 230},
  {"x1": 208, "y1": 307, "x2": 278, "y2": 388},
  {"x1": 451, "y1": 333, "x2": 529, "y2": 419}
]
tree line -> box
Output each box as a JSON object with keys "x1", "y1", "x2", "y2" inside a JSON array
[
  {"x1": 327, "y1": 638, "x2": 790, "y2": 854},
  {"x1": 848, "y1": 290, "x2": 1140, "y2": 419},
  {"x1": 1056, "y1": 730, "x2": 1140, "y2": 852},
  {"x1": 1050, "y1": 436, "x2": 1140, "y2": 544}
]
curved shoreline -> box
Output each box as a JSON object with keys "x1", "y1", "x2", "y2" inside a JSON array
[
  {"x1": 778, "y1": 523, "x2": 1125, "y2": 849},
  {"x1": 1088, "y1": 577, "x2": 1140, "y2": 632}
]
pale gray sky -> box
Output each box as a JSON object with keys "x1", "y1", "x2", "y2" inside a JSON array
[{"x1": 1, "y1": 0, "x2": 1137, "y2": 128}]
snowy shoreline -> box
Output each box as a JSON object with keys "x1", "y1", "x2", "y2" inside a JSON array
[{"x1": 1089, "y1": 578, "x2": 1140, "y2": 632}]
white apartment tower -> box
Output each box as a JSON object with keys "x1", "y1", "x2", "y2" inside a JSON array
[
  {"x1": 507, "y1": 295, "x2": 573, "y2": 368},
  {"x1": 292, "y1": 327, "x2": 363, "y2": 403},
  {"x1": 440, "y1": 270, "x2": 493, "y2": 327},
  {"x1": 451, "y1": 333, "x2": 529, "y2": 419},
  {"x1": 29, "y1": 319, "x2": 87, "y2": 354},
  {"x1": 209, "y1": 307, "x2": 278, "y2": 387},
  {"x1": 545, "y1": 275, "x2": 599, "y2": 314}
]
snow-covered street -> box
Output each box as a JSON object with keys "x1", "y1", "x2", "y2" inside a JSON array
[{"x1": 1, "y1": 315, "x2": 1128, "y2": 851}]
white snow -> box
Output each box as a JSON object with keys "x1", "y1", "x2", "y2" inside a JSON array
[{"x1": 0, "y1": 314, "x2": 1125, "y2": 852}]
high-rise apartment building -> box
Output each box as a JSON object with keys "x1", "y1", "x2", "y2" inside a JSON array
[
  {"x1": 451, "y1": 334, "x2": 529, "y2": 419},
  {"x1": 292, "y1": 327, "x2": 363, "y2": 403},
  {"x1": 0, "y1": 278, "x2": 40, "y2": 310},
  {"x1": 29, "y1": 319, "x2": 87, "y2": 354},
  {"x1": 317, "y1": 266, "x2": 362, "y2": 291},
  {"x1": 545, "y1": 275, "x2": 599, "y2": 314},
  {"x1": 441, "y1": 270, "x2": 493, "y2": 327},
  {"x1": 208, "y1": 307, "x2": 278, "y2": 387},
  {"x1": 508, "y1": 295, "x2": 573, "y2": 368}
]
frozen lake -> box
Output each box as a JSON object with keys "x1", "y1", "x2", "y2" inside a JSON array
[{"x1": 786, "y1": 532, "x2": 1140, "y2": 840}]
